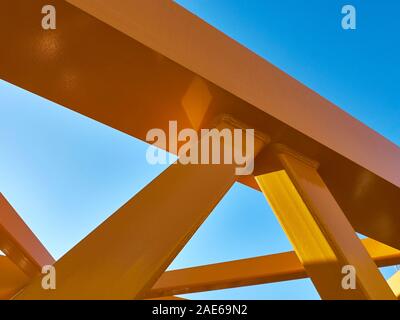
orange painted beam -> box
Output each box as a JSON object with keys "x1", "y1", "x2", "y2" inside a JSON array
[
  {"x1": 0, "y1": 193, "x2": 55, "y2": 277},
  {"x1": 67, "y1": 0, "x2": 400, "y2": 190},
  {"x1": 148, "y1": 251, "x2": 305, "y2": 298},
  {"x1": 14, "y1": 162, "x2": 237, "y2": 299},
  {"x1": 364, "y1": 238, "x2": 400, "y2": 267},
  {"x1": 146, "y1": 238, "x2": 400, "y2": 298},
  {"x1": 0, "y1": 255, "x2": 30, "y2": 299},
  {"x1": 1, "y1": 1, "x2": 399, "y2": 250}
]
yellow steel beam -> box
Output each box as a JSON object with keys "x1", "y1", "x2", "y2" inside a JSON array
[
  {"x1": 255, "y1": 146, "x2": 396, "y2": 300},
  {"x1": 388, "y1": 271, "x2": 400, "y2": 299},
  {"x1": 0, "y1": 193, "x2": 55, "y2": 277},
  {"x1": 15, "y1": 163, "x2": 236, "y2": 299},
  {"x1": 14, "y1": 123, "x2": 267, "y2": 299},
  {"x1": 0, "y1": 255, "x2": 30, "y2": 299},
  {"x1": 146, "y1": 238, "x2": 400, "y2": 298}
]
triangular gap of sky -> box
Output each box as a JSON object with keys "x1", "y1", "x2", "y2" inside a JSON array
[
  {"x1": 168, "y1": 182, "x2": 320, "y2": 300},
  {"x1": 0, "y1": 80, "x2": 173, "y2": 260},
  {"x1": 0, "y1": 0, "x2": 399, "y2": 300}
]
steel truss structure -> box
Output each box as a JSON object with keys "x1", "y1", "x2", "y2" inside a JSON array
[{"x1": 0, "y1": 1, "x2": 399, "y2": 299}]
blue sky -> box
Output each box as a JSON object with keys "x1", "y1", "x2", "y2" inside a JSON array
[{"x1": 1, "y1": 0, "x2": 399, "y2": 299}]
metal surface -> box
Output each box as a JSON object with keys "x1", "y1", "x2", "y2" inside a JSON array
[
  {"x1": 255, "y1": 147, "x2": 395, "y2": 299},
  {"x1": 0, "y1": 0, "x2": 399, "y2": 249},
  {"x1": 146, "y1": 238, "x2": 400, "y2": 298},
  {"x1": 14, "y1": 126, "x2": 266, "y2": 299},
  {"x1": 388, "y1": 271, "x2": 400, "y2": 299},
  {"x1": 0, "y1": 0, "x2": 399, "y2": 300},
  {"x1": 14, "y1": 163, "x2": 236, "y2": 299},
  {"x1": 0, "y1": 256, "x2": 30, "y2": 299},
  {"x1": 0, "y1": 193, "x2": 55, "y2": 277}
]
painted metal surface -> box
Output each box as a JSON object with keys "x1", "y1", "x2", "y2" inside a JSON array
[
  {"x1": 147, "y1": 238, "x2": 400, "y2": 298},
  {"x1": 0, "y1": 194, "x2": 55, "y2": 277},
  {"x1": 0, "y1": 0, "x2": 399, "y2": 300},
  {"x1": 0, "y1": 1, "x2": 398, "y2": 249},
  {"x1": 388, "y1": 271, "x2": 400, "y2": 299},
  {"x1": 256, "y1": 147, "x2": 395, "y2": 299},
  {"x1": 0, "y1": 256, "x2": 30, "y2": 299}
]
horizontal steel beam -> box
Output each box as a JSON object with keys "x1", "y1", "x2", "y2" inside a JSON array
[{"x1": 146, "y1": 238, "x2": 400, "y2": 298}]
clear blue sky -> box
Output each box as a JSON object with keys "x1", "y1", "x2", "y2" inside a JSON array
[{"x1": 0, "y1": 0, "x2": 399, "y2": 299}]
